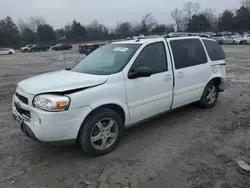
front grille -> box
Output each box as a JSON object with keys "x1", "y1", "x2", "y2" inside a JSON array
[
  {"x1": 14, "y1": 102, "x2": 30, "y2": 119},
  {"x1": 16, "y1": 92, "x2": 28, "y2": 104}
]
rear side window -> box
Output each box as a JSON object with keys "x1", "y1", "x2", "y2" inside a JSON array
[
  {"x1": 131, "y1": 42, "x2": 168, "y2": 74},
  {"x1": 202, "y1": 40, "x2": 225, "y2": 61},
  {"x1": 170, "y1": 39, "x2": 207, "y2": 69}
]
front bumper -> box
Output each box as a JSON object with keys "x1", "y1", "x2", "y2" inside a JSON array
[{"x1": 12, "y1": 94, "x2": 92, "y2": 142}]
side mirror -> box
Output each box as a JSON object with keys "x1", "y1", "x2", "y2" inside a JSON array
[{"x1": 128, "y1": 67, "x2": 152, "y2": 79}]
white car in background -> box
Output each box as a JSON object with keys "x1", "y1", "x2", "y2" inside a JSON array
[
  {"x1": 244, "y1": 34, "x2": 250, "y2": 44},
  {"x1": 223, "y1": 35, "x2": 247, "y2": 44},
  {"x1": 0, "y1": 48, "x2": 15, "y2": 55},
  {"x1": 20, "y1": 45, "x2": 34, "y2": 52}
]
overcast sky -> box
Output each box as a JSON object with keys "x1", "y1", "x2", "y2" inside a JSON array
[{"x1": 0, "y1": 0, "x2": 241, "y2": 29}]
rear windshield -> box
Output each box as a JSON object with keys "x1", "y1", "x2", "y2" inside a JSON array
[{"x1": 202, "y1": 39, "x2": 225, "y2": 61}]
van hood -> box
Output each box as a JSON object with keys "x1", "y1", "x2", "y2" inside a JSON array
[{"x1": 18, "y1": 70, "x2": 109, "y2": 95}]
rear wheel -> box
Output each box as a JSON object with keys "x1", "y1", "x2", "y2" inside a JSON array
[
  {"x1": 243, "y1": 40, "x2": 247, "y2": 45},
  {"x1": 78, "y1": 108, "x2": 123, "y2": 156},
  {"x1": 199, "y1": 82, "x2": 219, "y2": 109},
  {"x1": 8, "y1": 52, "x2": 12, "y2": 55}
]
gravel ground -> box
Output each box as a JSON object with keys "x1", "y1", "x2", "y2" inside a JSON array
[{"x1": 0, "y1": 46, "x2": 250, "y2": 188}]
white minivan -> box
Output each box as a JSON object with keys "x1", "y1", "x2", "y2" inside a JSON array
[{"x1": 12, "y1": 36, "x2": 226, "y2": 156}]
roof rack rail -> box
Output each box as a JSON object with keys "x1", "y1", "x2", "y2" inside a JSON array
[{"x1": 134, "y1": 35, "x2": 163, "y2": 42}]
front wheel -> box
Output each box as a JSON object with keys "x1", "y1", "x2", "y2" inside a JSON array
[
  {"x1": 199, "y1": 82, "x2": 219, "y2": 109},
  {"x1": 78, "y1": 108, "x2": 123, "y2": 156}
]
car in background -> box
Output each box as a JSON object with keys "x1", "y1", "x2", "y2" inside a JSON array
[
  {"x1": 199, "y1": 33, "x2": 211, "y2": 38},
  {"x1": 20, "y1": 44, "x2": 34, "y2": 52},
  {"x1": 29, "y1": 44, "x2": 50, "y2": 52},
  {"x1": 211, "y1": 34, "x2": 224, "y2": 44},
  {"x1": 52, "y1": 43, "x2": 72, "y2": 51},
  {"x1": 78, "y1": 42, "x2": 106, "y2": 54},
  {"x1": 244, "y1": 34, "x2": 250, "y2": 44},
  {"x1": 0, "y1": 48, "x2": 15, "y2": 55},
  {"x1": 223, "y1": 35, "x2": 247, "y2": 44}
]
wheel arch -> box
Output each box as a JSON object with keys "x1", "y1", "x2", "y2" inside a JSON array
[
  {"x1": 201, "y1": 76, "x2": 224, "y2": 97},
  {"x1": 90, "y1": 104, "x2": 126, "y2": 124},
  {"x1": 76, "y1": 103, "x2": 127, "y2": 141},
  {"x1": 208, "y1": 77, "x2": 223, "y2": 86}
]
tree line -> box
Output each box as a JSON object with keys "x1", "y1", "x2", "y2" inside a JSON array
[
  {"x1": 171, "y1": 0, "x2": 250, "y2": 33},
  {"x1": 1, "y1": 0, "x2": 250, "y2": 47}
]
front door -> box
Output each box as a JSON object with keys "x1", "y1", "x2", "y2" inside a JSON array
[
  {"x1": 169, "y1": 38, "x2": 210, "y2": 108},
  {"x1": 124, "y1": 42, "x2": 173, "y2": 124}
]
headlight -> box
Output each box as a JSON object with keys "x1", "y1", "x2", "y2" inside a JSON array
[{"x1": 33, "y1": 94, "x2": 70, "y2": 112}]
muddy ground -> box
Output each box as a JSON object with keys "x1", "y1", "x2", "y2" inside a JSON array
[{"x1": 0, "y1": 46, "x2": 249, "y2": 188}]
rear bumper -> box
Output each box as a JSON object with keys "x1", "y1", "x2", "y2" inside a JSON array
[{"x1": 218, "y1": 79, "x2": 227, "y2": 92}]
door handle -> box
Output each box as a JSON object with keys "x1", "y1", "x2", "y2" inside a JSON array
[
  {"x1": 163, "y1": 74, "x2": 172, "y2": 81},
  {"x1": 164, "y1": 74, "x2": 172, "y2": 78},
  {"x1": 176, "y1": 72, "x2": 184, "y2": 79}
]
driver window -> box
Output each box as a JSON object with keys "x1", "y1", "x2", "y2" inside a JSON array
[{"x1": 131, "y1": 42, "x2": 168, "y2": 74}]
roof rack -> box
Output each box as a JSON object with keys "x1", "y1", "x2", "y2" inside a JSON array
[
  {"x1": 134, "y1": 35, "x2": 162, "y2": 42},
  {"x1": 131, "y1": 33, "x2": 207, "y2": 42}
]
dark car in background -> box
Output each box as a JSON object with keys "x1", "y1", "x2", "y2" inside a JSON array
[
  {"x1": 52, "y1": 43, "x2": 72, "y2": 51},
  {"x1": 29, "y1": 44, "x2": 50, "y2": 52}
]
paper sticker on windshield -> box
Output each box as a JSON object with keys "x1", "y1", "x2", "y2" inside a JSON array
[{"x1": 113, "y1": 47, "x2": 128, "y2": 52}]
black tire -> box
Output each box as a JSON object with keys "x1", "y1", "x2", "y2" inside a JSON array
[
  {"x1": 78, "y1": 108, "x2": 123, "y2": 156},
  {"x1": 199, "y1": 81, "x2": 219, "y2": 109},
  {"x1": 243, "y1": 40, "x2": 247, "y2": 45},
  {"x1": 8, "y1": 52, "x2": 12, "y2": 55}
]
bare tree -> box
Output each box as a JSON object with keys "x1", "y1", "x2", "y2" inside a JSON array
[
  {"x1": 131, "y1": 21, "x2": 142, "y2": 36},
  {"x1": 140, "y1": 13, "x2": 157, "y2": 34},
  {"x1": 241, "y1": 0, "x2": 250, "y2": 9},
  {"x1": 17, "y1": 18, "x2": 29, "y2": 33},
  {"x1": 141, "y1": 13, "x2": 157, "y2": 29},
  {"x1": 28, "y1": 16, "x2": 46, "y2": 32},
  {"x1": 17, "y1": 17, "x2": 46, "y2": 32},
  {"x1": 202, "y1": 8, "x2": 218, "y2": 32},
  {"x1": 115, "y1": 22, "x2": 133, "y2": 37},
  {"x1": 203, "y1": 8, "x2": 217, "y2": 23},
  {"x1": 171, "y1": 8, "x2": 183, "y2": 31},
  {"x1": 86, "y1": 20, "x2": 109, "y2": 36},
  {"x1": 183, "y1": 2, "x2": 201, "y2": 21}
]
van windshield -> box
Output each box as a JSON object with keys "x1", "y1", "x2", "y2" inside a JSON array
[{"x1": 71, "y1": 44, "x2": 141, "y2": 75}]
